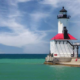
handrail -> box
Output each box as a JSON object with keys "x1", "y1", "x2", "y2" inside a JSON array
[
  {"x1": 67, "y1": 41, "x2": 80, "y2": 46},
  {"x1": 67, "y1": 41, "x2": 74, "y2": 47}
]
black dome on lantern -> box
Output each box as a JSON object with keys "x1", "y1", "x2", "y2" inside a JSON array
[
  {"x1": 57, "y1": 7, "x2": 70, "y2": 19},
  {"x1": 60, "y1": 7, "x2": 67, "y2": 12}
]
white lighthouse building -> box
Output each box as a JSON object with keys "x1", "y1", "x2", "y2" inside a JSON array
[{"x1": 50, "y1": 7, "x2": 79, "y2": 58}]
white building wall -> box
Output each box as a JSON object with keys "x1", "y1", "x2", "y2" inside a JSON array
[
  {"x1": 64, "y1": 41, "x2": 71, "y2": 57},
  {"x1": 50, "y1": 41, "x2": 55, "y2": 54},
  {"x1": 50, "y1": 40, "x2": 73, "y2": 57},
  {"x1": 56, "y1": 41, "x2": 63, "y2": 57},
  {"x1": 58, "y1": 19, "x2": 69, "y2": 33}
]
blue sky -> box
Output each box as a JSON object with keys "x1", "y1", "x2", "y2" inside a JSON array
[{"x1": 0, "y1": 0, "x2": 80, "y2": 54}]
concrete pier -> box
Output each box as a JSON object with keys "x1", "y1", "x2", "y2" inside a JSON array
[{"x1": 44, "y1": 57, "x2": 80, "y2": 67}]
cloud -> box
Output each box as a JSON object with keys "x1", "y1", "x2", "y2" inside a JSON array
[
  {"x1": 0, "y1": 0, "x2": 51, "y2": 53},
  {"x1": 1, "y1": 0, "x2": 80, "y2": 53},
  {"x1": 23, "y1": 43, "x2": 49, "y2": 53},
  {"x1": 40, "y1": 0, "x2": 59, "y2": 7},
  {"x1": 29, "y1": 11, "x2": 51, "y2": 31},
  {"x1": 8, "y1": 0, "x2": 31, "y2": 6},
  {"x1": 0, "y1": 31, "x2": 38, "y2": 47},
  {"x1": 17, "y1": 0, "x2": 31, "y2": 2},
  {"x1": 30, "y1": 12, "x2": 49, "y2": 22},
  {"x1": 0, "y1": 12, "x2": 47, "y2": 47}
]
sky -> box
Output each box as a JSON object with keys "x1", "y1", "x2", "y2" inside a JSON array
[{"x1": 0, "y1": 0, "x2": 80, "y2": 54}]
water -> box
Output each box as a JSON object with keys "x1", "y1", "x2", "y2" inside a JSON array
[{"x1": 0, "y1": 54, "x2": 80, "y2": 80}]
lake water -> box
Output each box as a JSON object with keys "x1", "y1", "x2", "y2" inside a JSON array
[{"x1": 0, "y1": 54, "x2": 80, "y2": 80}]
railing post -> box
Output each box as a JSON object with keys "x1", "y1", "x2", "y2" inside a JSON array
[
  {"x1": 77, "y1": 46, "x2": 79, "y2": 58},
  {"x1": 73, "y1": 46, "x2": 74, "y2": 57}
]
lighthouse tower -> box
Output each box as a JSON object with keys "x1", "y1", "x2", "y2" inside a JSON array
[
  {"x1": 50, "y1": 7, "x2": 79, "y2": 58},
  {"x1": 58, "y1": 7, "x2": 69, "y2": 34}
]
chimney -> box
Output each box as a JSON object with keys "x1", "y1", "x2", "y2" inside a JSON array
[{"x1": 63, "y1": 27, "x2": 69, "y2": 39}]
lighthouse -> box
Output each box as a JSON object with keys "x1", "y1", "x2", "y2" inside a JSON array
[
  {"x1": 49, "y1": 7, "x2": 79, "y2": 58},
  {"x1": 44, "y1": 7, "x2": 80, "y2": 66}
]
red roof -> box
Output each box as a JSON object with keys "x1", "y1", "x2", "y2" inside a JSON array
[{"x1": 51, "y1": 33, "x2": 77, "y2": 40}]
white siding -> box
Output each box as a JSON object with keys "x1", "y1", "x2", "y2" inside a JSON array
[
  {"x1": 50, "y1": 41, "x2": 55, "y2": 54},
  {"x1": 60, "y1": 41, "x2": 66, "y2": 57},
  {"x1": 50, "y1": 40, "x2": 74, "y2": 57}
]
